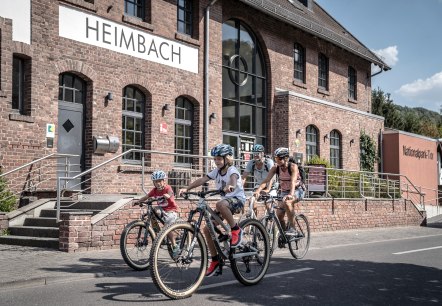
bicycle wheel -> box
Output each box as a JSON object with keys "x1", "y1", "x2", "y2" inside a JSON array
[
  {"x1": 288, "y1": 214, "x2": 310, "y2": 259},
  {"x1": 120, "y1": 220, "x2": 155, "y2": 271},
  {"x1": 150, "y1": 221, "x2": 208, "y2": 299},
  {"x1": 259, "y1": 215, "x2": 277, "y2": 256},
  {"x1": 231, "y1": 219, "x2": 270, "y2": 286}
]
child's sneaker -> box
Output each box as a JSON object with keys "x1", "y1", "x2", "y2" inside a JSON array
[
  {"x1": 205, "y1": 261, "x2": 220, "y2": 277},
  {"x1": 230, "y1": 227, "x2": 243, "y2": 248}
]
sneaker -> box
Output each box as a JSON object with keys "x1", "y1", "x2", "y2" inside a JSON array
[
  {"x1": 206, "y1": 261, "x2": 220, "y2": 277},
  {"x1": 230, "y1": 227, "x2": 243, "y2": 248}
]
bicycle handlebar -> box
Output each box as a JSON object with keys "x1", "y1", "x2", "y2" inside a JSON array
[
  {"x1": 181, "y1": 189, "x2": 225, "y2": 200},
  {"x1": 134, "y1": 196, "x2": 165, "y2": 207}
]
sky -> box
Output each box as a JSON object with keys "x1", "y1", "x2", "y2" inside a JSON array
[{"x1": 315, "y1": 0, "x2": 442, "y2": 113}]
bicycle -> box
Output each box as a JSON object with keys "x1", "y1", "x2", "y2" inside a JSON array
[
  {"x1": 149, "y1": 189, "x2": 271, "y2": 300},
  {"x1": 258, "y1": 192, "x2": 310, "y2": 258},
  {"x1": 120, "y1": 197, "x2": 172, "y2": 271}
]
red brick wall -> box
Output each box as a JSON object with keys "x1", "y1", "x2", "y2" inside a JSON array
[
  {"x1": 1, "y1": 0, "x2": 380, "y2": 192},
  {"x1": 58, "y1": 197, "x2": 423, "y2": 252}
]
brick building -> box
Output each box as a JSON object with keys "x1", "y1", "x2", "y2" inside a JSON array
[{"x1": 0, "y1": 0, "x2": 390, "y2": 189}]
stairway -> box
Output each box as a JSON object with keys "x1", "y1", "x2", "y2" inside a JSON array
[{"x1": 0, "y1": 199, "x2": 114, "y2": 249}]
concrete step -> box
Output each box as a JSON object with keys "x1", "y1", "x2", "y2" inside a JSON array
[
  {"x1": 39, "y1": 209, "x2": 102, "y2": 218},
  {"x1": 8, "y1": 226, "x2": 59, "y2": 238},
  {"x1": 0, "y1": 235, "x2": 58, "y2": 249},
  {"x1": 23, "y1": 217, "x2": 57, "y2": 227}
]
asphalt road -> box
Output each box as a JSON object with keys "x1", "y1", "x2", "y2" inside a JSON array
[{"x1": 1, "y1": 228, "x2": 441, "y2": 306}]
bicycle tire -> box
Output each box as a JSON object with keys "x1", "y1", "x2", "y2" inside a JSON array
[
  {"x1": 259, "y1": 216, "x2": 277, "y2": 256},
  {"x1": 120, "y1": 220, "x2": 155, "y2": 271},
  {"x1": 288, "y1": 214, "x2": 310, "y2": 259},
  {"x1": 150, "y1": 221, "x2": 208, "y2": 299},
  {"x1": 231, "y1": 218, "x2": 270, "y2": 286}
]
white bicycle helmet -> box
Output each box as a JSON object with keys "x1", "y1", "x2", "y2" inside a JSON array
[
  {"x1": 274, "y1": 147, "x2": 290, "y2": 158},
  {"x1": 211, "y1": 144, "x2": 234, "y2": 157},
  {"x1": 151, "y1": 170, "x2": 167, "y2": 181}
]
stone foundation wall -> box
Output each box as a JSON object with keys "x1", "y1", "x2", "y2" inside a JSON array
[{"x1": 58, "y1": 198, "x2": 424, "y2": 252}]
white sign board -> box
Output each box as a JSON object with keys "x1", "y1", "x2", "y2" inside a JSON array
[
  {"x1": 46, "y1": 123, "x2": 55, "y2": 138},
  {"x1": 59, "y1": 5, "x2": 198, "y2": 73}
]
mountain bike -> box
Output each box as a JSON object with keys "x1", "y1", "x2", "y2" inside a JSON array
[
  {"x1": 258, "y1": 193, "x2": 310, "y2": 258},
  {"x1": 149, "y1": 190, "x2": 270, "y2": 300},
  {"x1": 120, "y1": 197, "x2": 171, "y2": 271}
]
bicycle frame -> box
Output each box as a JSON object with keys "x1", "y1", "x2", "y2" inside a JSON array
[{"x1": 181, "y1": 190, "x2": 261, "y2": 262}]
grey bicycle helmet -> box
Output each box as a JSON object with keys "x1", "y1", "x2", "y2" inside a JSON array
[
  {"x1": 251, "y1": 144, "x2": 265, "y2": 153},
  {"x1": 211, "y1": 144, "x2": 234, "y2": 157},
  {"x1": 151, "y1": 170, "x2": 167, "y2": 181},
  {"x1": 274, "y1": 147, "x2": 290, "y2": 158}
]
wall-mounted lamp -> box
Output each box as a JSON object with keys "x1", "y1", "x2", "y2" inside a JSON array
[
  {"x1": 162, "y1": 103, "x2": 170, "y2": 111},
  {"x1": 209, "y1": 112, "x2": 217, "y2": 123},
  {"x1": 350, "y1": 139, "x2": 355, "y2": 146},
  {"x1": 106, "y1": 92, "x2": 113, "y2": 101},
  {"x1": 323, "y1": 133, "x2": 329, "y2": 142},
  {"x1": 296, "y1": 129, "x2": 302, "y2": 138}
]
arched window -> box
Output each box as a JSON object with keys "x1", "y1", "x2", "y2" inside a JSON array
[
  {"x1": 306, "y1": 125, "x2": 319, "y2": 162},
  {"x1": 175, "y1": 97, "x2": 193, "y2": 167},
  {"x1": 122, "y1": 86, "x2": 145, "y2": 162},
  {"x1": 222, "y1": 19, "x2": 267, "y2": 158},
  {"x1": 330, "y1": 130, "x2": 342, "y2": 168}
]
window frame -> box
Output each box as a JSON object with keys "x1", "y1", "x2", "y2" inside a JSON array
[
  {"x1": 12, "y1": 56, "x2": 25, "y2": 114},
  {"x1": 329, "y1": 130, "x2": 342, "y2": 169},
  {"x1": 124, "y1": 0, "x2": 145, "y2": 20},
  {"x1": 306, "y1": 125, "x2": 319, "y2": 162},
  {"x1": 177, "y1": 0, "x2": 193, "y2": 36},
  {"x1": 348, "y1": 66, "x2": 357, "y2": 100},
  {"x1": 174, "y1": 96, "x2": 194, "y2": 167},
  {"x1": 293, "y1": 43, "x2": 306, "y2": 83},
  {"x1": 318, "y1": 53, "x2": 329, "y2": 90},
  {"x1": 122, "y1": 86, "x2": 145, "y2": 163}
]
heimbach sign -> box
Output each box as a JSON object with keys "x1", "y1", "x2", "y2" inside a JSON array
[
  {"x1": 59, "y1": 5, "x2": 198, "y2": 73},
  {"x1": 402, "y1": 146, "x2": 434, "y2": 160}
]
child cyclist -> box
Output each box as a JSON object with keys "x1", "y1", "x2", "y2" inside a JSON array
[
  {"x1": 135, "y1": 170, "x2": 179, "y2": 254},
  {"x1": 254, "y1": 147, "x2": 305, "y2": 236},
  {"x1": 179, "y1": 144, "x2": 246, "y2": 277}
]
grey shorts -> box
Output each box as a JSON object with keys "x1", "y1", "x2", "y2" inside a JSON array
[
  {"x1": 162, "y1": 210, "x2": 178, "y2": 226},
  {"x1": 224, "y1": 197, "x2": 245, "y2": 214}
]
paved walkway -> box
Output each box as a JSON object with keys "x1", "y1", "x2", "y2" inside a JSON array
[{"x1": 1, "y1": 225, "x2": 441, "y2": 290}]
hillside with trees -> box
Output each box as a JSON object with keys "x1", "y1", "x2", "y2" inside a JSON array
[{"x1": 371, "y1": 88, "x2": 442, "y2": 138}]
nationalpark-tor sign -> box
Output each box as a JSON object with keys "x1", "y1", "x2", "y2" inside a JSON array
[{"x1": 402, "y1": 146, "x2": 434, "y2": 160}]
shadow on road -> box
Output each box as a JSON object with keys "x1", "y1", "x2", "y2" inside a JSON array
[{"x1": 86, "y1": 257, "x2": 442, "y2": 305}]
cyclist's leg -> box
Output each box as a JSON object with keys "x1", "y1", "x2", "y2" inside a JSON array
[
  {"x1": 289, "y1": 186, "x2": 305, "y2": 226},
  {"x1": 163, "y1": 210, "x2": 178, "y2": 246},
  {"x1": 203, "y1": 224, "x2": 217, "y2": 256},
  {"x1": 276, "y1": 191, "x2": 289, "y2": 229},
  {"x1": 216, "y1": 198, "x2": 239, "y2": 227}
]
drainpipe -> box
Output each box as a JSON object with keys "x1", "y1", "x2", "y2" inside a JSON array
[
  {"x1": 370, "y1": 64, "x2": 385, "y2": 78},
  {"x1": 204, "y1": 0, "x2": 220, "y2": 173}
]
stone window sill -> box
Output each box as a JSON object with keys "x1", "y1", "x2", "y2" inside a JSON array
[
  {"x1": 122, "y1": 15, "x2": 154, "y2": 32},
  {"x1": 348, "y1": 98, "x2": 357, "y2": 104},
  {"x1": 293, "y1": 80, "x2": 307, "y2": 89},
  {"x1": 317, "y1": 87, "x2": 330, "y2": 95},
  {"x1": 59, "y1": 0, "x2": 97, "y2": 12},
  {"x1": 9, "y1": 113, "x2": 35, "y2": 123},
  {"x1": 175, "y1": 32, "x2": 200, "y2": 47}
]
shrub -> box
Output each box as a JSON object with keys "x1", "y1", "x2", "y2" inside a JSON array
[{"x1": 0, "y1": 173, "x2": 17, "y2": 212}]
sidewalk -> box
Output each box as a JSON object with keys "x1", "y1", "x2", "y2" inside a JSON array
[{"x1": 1, "y1": 225, "x2": 441, "y2": 290}]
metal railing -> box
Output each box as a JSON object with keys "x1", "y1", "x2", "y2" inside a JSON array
[
  {"x1": 0, "y1": 153, "x2": 79, "y2": 209},
  {"x1": 55, "y1": 149, "x2": 427, "y2": 222}
]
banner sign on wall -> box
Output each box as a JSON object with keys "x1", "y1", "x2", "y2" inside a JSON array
[{"x1": 59, "y1": 5, "x2": 198, "y2": 73}]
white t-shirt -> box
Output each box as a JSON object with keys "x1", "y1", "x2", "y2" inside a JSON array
[{"x1": 207, "y1": 166, "x2": 246, "y2": 201}]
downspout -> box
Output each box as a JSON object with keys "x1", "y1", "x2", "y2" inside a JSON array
[
  {"x1": 370, "y1": 64, "x2": 385, "y2": 78},
  {"x1": 204, "y1": 0, "x2": 220, "y2": 172}
]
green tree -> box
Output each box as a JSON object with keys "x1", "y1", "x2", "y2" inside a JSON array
[{"x1": 360, "y1": 133, "x2": 376, "y2": 172}]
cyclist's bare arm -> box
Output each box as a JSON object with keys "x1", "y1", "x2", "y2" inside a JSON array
[
  {"x1": 225, "y1": 173, "x2": 239, "y2": 193},
  {"x1": 241, "y1": 171, "x2": 250, "y2": 187},
  {"x1": 178, "y1": 176, "x2": 211, "y2": 196}
]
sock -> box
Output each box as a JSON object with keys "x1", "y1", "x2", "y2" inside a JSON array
[
  {"x1": 232, "y1": 224, "x2": 239, "y2": 231},
  {"x1": 211, "y1": 255, "x2": 219, "y2": 262}
]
